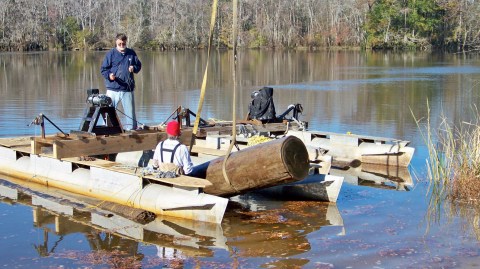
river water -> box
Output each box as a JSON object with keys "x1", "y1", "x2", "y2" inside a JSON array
[{"x1": 1, "y1": 50, "x2": 480, "y2": 268}]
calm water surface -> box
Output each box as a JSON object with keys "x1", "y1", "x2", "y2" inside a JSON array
[{"x1": 1, "y1": 50, "x2": 480, "y2": 268}]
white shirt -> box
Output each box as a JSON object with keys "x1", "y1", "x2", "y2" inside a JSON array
[{"x1": 153, "y1": 139, "x2": 194, "y2": 174}]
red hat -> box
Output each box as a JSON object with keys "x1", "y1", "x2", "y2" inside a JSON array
[{"x1": 166, "y1": 121, "x2": 180, "y2": 136}]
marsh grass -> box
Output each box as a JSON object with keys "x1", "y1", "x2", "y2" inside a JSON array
[{"x1": 413, "y1": 103, "x2": 480, "y2": 225}]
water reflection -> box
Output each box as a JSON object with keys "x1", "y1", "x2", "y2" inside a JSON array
[
  {"x1": 451, "y1": 204, "x2": 480, "y2": 241},
  {"x1": 425, "y1": 180, "x2": 480, "y2": 244},
  {"x1": 0, "y1": 178, "x2": 222, "y2": 266},
  {"x1": 0, "y1": 177, "x2": 344, "y2": 267},
  {"x1": 330, "y1": 161, "x2": 413, "y2": 191},
  {"x1": 225, "y1": 195, "x2": 344, "y2": 257}
]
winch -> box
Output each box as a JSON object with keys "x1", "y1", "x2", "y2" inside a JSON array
[
  {"x1": 86, "y1": 89, "x2": 112, "y2": 107},
  {"x1": 78, "y1": 89, "x2": 123, "y2": 135}
]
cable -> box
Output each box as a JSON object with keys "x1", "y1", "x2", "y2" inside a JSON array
[
  {"x1": 114, "y1": 106, "x2": 145, "y2": 127},
  {"x1": 221, "y1": 0, "x2": 239, "y2": 191}
]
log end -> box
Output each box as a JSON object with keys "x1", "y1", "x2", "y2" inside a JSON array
[{"x1": 281, "y1": 136, "x2": 310, "y2": 181}]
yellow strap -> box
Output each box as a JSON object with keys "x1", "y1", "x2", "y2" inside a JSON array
[
  {"x1": 191, "y1": 0, "x2": 218, "y2": 139},
  {"x1": 222, "y1": 0, "x2": 238, "y2": 188}
]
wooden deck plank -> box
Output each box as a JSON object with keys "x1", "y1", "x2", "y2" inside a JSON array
[
  {"x1": 62, "y1": 157, "x2": 211, "y2": 188},
  {"x1": 13, "y1": 146, "x2": 32, "y2": 154},
  {"x1": 0, "y1": 136, "x2": 32, "y2": 148},
  {"x1": 143, "y1": 174, "x2": 212, "y2": 188},
  {"x1": 63, "y1": 157, "x2": 117, "y2": 168},
  {"x1": 23, "y1": 129, "x2": 194, "y2": 159},
  {"x1": 191, "y1": 145, "x2": 227, "y2": 157},
  {"x1": 52, "y1": 132, "x2": 167, "y2": 159}
]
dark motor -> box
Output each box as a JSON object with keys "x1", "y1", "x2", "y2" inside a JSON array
[{"x1": 86, "y1": 88, "x2": 112, "y2": 107}]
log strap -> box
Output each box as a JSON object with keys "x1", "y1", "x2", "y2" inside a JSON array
[{"x1": 222, "y1": 0, "x2": 239, "y2": 192}]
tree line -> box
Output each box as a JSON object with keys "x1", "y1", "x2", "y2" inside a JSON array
[{"x1": 1, "y1": 0, "x2": 479, "y2": 52}]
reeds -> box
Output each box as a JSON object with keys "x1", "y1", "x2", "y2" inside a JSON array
[{"x1": 413, "y1": 102, "x2": 480, "y2": 224}]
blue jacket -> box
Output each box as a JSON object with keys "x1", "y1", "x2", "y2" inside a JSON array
[{"x1": 100, "y1": 48, "x2": 141, "y2": 92}]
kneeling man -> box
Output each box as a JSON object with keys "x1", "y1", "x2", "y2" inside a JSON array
[{"x1": 152, "y1": 121, "x2": 194, "y2": 175}]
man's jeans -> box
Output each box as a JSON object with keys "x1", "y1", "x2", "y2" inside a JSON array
[{"x1": 106, "y1": 90, "x2": 137, "y2": 130}]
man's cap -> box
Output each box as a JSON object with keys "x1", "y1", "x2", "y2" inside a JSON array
[{"x1": 166, "y1": 121, "x2": 180, "y2": 136}]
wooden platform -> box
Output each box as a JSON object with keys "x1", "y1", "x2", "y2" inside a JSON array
[
  {"x1": 0, "y1": 129, "x2": 192, "y2": 160},
  {"x1": 0, "y1": 136, "x2": 31, "y2": 147},
  {"x1": 0, "y1": 133, "x2": 228, "y2": 224},
  {"x1": 62, "y1": 157, "x2": 211, "y2": 188},
  {"x1": 0, "y1": 136, "x2": 211, "y2": 189},
  {"x1": 32, "y1": 132, "x2": 168, "y2": 159}
]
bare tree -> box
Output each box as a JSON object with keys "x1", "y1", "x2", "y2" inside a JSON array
[{"x1": 0, "y1": 0, "x2": 476, "y2": 51}]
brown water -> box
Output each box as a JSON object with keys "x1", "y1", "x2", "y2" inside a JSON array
[{"x1": 1, "y1": 50, "x2": 480, "y2": 268}]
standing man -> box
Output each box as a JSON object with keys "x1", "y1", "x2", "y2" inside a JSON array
[{"x1": 100, "y1": 33, "x2": 141, "y2": 130}]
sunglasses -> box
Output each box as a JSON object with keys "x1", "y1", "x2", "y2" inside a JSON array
[{"x1": 117, "y1": 42, "x2": 126, "y2": 46}]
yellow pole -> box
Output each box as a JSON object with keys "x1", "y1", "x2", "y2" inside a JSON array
[{"x1": 190, "y1": 0, "x2": 219, "y2": 152}]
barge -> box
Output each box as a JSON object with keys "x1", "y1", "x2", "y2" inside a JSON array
[
  {"x1": 0, "y1": 135, "x2": 228, "y2": 224},
  {"x1": 0, "y1": 125, "x2": 310, "y2": 223},
  {"x1": 0, "y1": 87, "x2": 415, "y2": 222}
]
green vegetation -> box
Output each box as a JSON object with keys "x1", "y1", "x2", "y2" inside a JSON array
[
  {"x1": 414, "y1": 103, "x2": 480, "y2": 225},
  {"x1": 365, "y1": 0, "x2": 443, "y2": 50},
  {"x1": 1, "y1": 0, "x2": 480, "y2": 52},
  {"x1": 416, "y1": 104, "x2": 480, "y2": 241}
]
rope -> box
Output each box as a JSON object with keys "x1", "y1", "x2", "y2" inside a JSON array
[
  {"x1": 114, "y1": 96, "x2": 145, "y2": 127},
  {"x1": 161, "y1": 106, "x2": 181, "y2": 126},
  {"x1": 222, "y1": 0, "x2": 239, "y2": 190},
  {"x1": 190, "y1": 0, "x2": 219, "y2": 153},
  {"x1": 114, "y1": 107, "x2": 144, "y2": 127}
]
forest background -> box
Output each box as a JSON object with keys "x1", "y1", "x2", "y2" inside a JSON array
[{"x1": 1, "y1": 0, "x2": 479, "y2": 52}]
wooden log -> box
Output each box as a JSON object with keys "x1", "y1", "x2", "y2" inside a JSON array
[{"x1": 201, "y1": 136, "x2": 309, "y2": 197}]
